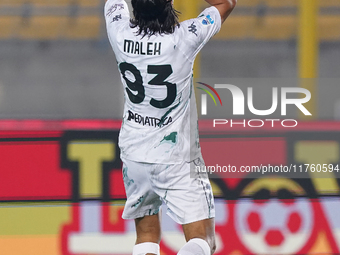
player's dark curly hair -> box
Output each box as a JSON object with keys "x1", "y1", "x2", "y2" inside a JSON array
[{"x1": 130, "y1": 0, "x2": 180, "y2": 37}]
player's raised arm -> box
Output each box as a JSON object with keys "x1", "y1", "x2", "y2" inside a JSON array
[{"x1": 205, "y1": 0, "x2": 237, "y2": 23}]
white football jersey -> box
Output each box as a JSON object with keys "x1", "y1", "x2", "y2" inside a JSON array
[{"x1": 105, "y1": 0, "x2": 221, "y2": 164}]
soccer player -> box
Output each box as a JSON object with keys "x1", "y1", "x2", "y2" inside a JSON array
[{"x1": 104, "y1": 0, "x2": 236, "y2": 254}]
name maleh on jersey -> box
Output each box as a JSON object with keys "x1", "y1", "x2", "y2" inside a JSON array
[
  {"x1": 127, "y1": 110, "x2": 172, "y2": 127},
  {"x1": 124, "y1": 40, "x2": 161, "y2": 55}
]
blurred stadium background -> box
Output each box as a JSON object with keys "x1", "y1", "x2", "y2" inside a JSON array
[{"x1": 1, "y1": 0, "x2": 340, "y2": 254}]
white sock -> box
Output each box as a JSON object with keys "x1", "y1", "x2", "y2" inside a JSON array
[
  {"x1": 132, "y1": 242, "x2": 160, "y2": 255},
  {"x1": 177, "y1": 238, "x2": 211, "y2": 255}
]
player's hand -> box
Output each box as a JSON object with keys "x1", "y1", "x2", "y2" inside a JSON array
[{"x1": 205, "y1": 0, "x2": 237, "y2": 23}]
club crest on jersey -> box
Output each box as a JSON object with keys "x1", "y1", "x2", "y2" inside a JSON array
[
  {"x1": 127, "y1": 110, "x2": 172, "y2": 127},
  {"x1": 202, "y1": 15, "x2": 214, "y2": 25}
]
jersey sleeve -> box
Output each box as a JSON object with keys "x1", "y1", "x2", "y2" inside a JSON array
[
  {"x1": 179, "y1": 6, "x2": 222, "y2": 61},
  {"x1": 104, "y1": 0, "x2": 130, "y2": 30}
]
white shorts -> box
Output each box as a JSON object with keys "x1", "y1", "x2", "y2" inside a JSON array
[{"x1": 121, "y1": 156, "x2": 215, "y2": 225}]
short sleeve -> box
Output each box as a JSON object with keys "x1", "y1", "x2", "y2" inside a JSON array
[
  {"x1": 179, "y1": 6, "x2": 222, "y2": 61},
  {"x1": 104, "y1": 0, "x2": 130, "y2": 28}
]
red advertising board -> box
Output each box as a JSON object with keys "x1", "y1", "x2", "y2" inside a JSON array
[{"x1": 0, "y1": 120, "x2": 339, "y2": 254}]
